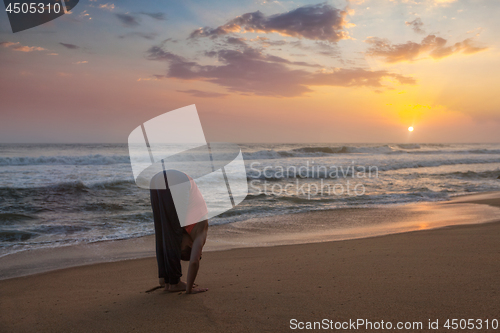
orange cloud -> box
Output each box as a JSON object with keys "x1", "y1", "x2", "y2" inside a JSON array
[
  {"x1": 365, "y1": 35, "x2": 488, "y2": 63},
  {"x1": 98, "y1": 3, "x2": 115, "y2": 11},
  {"x1": 0, "y1": 42, "x2": 46, "y2": 52}
]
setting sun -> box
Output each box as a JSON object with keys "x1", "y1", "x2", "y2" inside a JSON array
[{"x1": 408, "y1": 126, "x2": 414, "y2": 132}]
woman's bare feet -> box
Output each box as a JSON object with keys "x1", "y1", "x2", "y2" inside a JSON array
[
  {"x1": 186, "y1": 287, "x2": 208, "y2": 294},
  {"x1": 166, "y1": 281, "x2": 198, "y2": 292},
  {"x1": 166, "y1": 280, "x2": 186, "y2": 292}
]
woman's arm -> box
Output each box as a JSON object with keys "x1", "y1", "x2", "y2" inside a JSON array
[{"x1": 185, "y1": 222, "x2": 208, "y2": 294}]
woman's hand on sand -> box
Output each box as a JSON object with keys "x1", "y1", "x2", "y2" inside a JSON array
[{"x1": 186, "y1": 287, "x2": 208, "y2": 294}]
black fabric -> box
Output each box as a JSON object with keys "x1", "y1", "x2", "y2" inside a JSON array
[{"x1": 150, "y1": 170, "x2": 185, "y2": 285}]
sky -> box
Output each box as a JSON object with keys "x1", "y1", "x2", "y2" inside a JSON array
[{"x1": 0, "y1": 0, "x2": 499, "y2": 143}]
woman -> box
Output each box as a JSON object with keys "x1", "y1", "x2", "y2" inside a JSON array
[{"x1": 151, "y1": 168, "x2": 209, "y2": 294}]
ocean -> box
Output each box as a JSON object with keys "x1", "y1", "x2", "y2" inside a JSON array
[{"x1": 1, "y1": 143, "x2": 500, "y2": 258}]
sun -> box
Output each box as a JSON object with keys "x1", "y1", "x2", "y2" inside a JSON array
[{"x1": 408, "y1": 126, "x2": 414, "y2": 132}]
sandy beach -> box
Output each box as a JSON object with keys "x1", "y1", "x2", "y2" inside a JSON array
[{"x1": 1, "y1": 194, "x2": 499, "y2": 332}]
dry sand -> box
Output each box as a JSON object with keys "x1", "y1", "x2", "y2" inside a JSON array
[{"x1": 1, "y1": 196, "x2": 499, "y2": 332}]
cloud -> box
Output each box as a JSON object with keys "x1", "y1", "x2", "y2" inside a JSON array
[
  {"x1": 115, "y1": 12, "x2": 165, "y2": 27},
  {"x1": 98, "y1": 3, "x2": 115, "y2": 11},
  {"x1": 405, "y1": 18, "x2": 425, "y2": 34},
  {"x1": 313, "y1": 41, "x2": 341, "y2": 57},
  {"x1": 137, "y1": 75, "x2": 166, "y2": 81},
  {"x1": 140, "y1": 12, "x2": 166, "y2": 21},
  {"x1": 59, "y1": 42, "x2": 80, "y2": 50},
  {"x1": 458, "y1": 39, "x2": 488, "y2": 55},
  {"x1": 119, "y1": 32, "x2": 158, "y2": 40},
  {"x1": 74, "y1": 61, "x2": 88, "y2": 64},
  {"x1": 250, "y1": 38, "x2": 340, "y2": 58},
  {"x1": 177, "y1": 89, "x2": 229, "y2": 98},
  {"x1": 189, "y1": 3, "x2": 351, "y2": 43},
  {"x1": 251, "y1": 36, "x2": 288, "y2": 47},
  {"x1": 0, "y1": 42, "x2": 45, "y2": 52},
  {"x1": 365, "y1": 35, "x2": 488, "y2": 63},
  {"x1": 116, "y1": 13, "x2": 139, "y2": 27},
  {"x1": 146, "y1": 45, "x2": 415, "y2": 97},
  {"x1": 146, "y1": 46, "x2": 186, "y2": 63},
  {"x1": 432, "y1": 0, "x2": 457, "y2": 4},
  {"x1": 389, "y1": 0, "x2": 457, "y2": 5},
  {"x1": 79, "y1": 10, "x2": 91, "y2": 20},
  {"x1": 310, "y1": 68, "x2": 416, "y2": 86},
  {"x1": 226, "y1": 37, "x2": 249, "y2": 46},
  {"x1": 205, "y1": 45, "x2": 322, "y2": 68}
]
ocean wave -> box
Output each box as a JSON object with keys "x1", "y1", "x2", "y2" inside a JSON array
[
  {"x1": 248, "y1": 169, "x2": 348, "y2": 180},
  {"x1": 215, "y1": 205, "x2": 277, "y2": 219},
  {"x1": 111, "y1": 212, "x2": 153, "y2": 223},
  {"x1": 243, "y1": 149, "x2": 287, "y2": 160},
  {"x1": 3, "y1": 146, "x2": 499, "y2": 167},
  {"x1": 244, "y1": 193, "x2": 271, "y2": 200},
  {"x1": 220, "y1": 190, "x2": 454, "y2": 219},
  {"x1": 395, "y1": 144, "x2": 421, "y2": 149},
  {"x1": 31, "y1": 225, "x2": 91, "y2": 235},
  {"x1": 243, "y1": 145, "x2": 500, "y2": 160},
  {"x1": 87, "y1": 179, "x2": 136, "y2": 189},
  {"x1": 0, "y1": 179, "x2": 136, "y2": 192},
  {"x1": 247, "y1": 158, "x2": 500, "y2": 180},
  {"x1": 0, "y1": 213, "x2": 36, "y2": 223},
  {"x1": 380, "y1": 158, "x2": 500, "y2": 171},
  {"x1": 81, "y1": 202, "x2": 126, "y2": 212},
  {"x1": 435, "y1": 170, "x2": 500, "y2": 179},
  {"x1": 0, "y1": 230, "x2": 35, "y2": 243},
  {"x1": 0, "y1": 154, "x2": 130, "y2": 166},
  {"x1": 242, "y1": 189, "x2": 451, "y2": 206},
  {"x1": 407, "y1": 148, "x2": 500, "y2": 155},
  {"x1": 463, "y1": 149, "x2": 500, "y2": 155},
  {"x1": 243, "y1": 145, "x2": 397, "y2": 159}
]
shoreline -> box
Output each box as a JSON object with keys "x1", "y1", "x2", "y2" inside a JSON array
[{"x1": 1, "y1": 191, "x2": 500, "y2": 281}]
